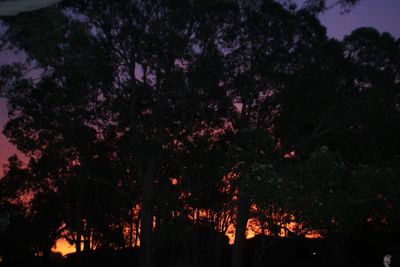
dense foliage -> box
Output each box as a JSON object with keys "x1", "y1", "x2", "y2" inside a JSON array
[{"x1": 0, "y1": 1, "x2": 399, "y2": 267}]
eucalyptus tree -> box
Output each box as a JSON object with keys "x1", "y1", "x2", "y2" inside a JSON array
[
  {"x1": 341, "y1": 28, "x2": 400, "y2": 164},
  {"x1": 66, "y1": 2, "x2": 235, "y2": 266},
  {"x1": 219, "y1": 2, "x2": 338, "y2": 266},
  {"x1": 2, "y1": 1, "x2": 235, "y2": 266},
  {"x1": 274, "y1": 25, "x2": 400, "y2": 266},
  {"x1": 1, "y1": 3, "x2": 131, "y2": 257},
  {"x1": 0, "y1": 1, "x2": 380, "y2": 267},
  {"x1": 276, "y1": 27, "x2": 400, "y2": 166},
  {"x1": 167, "y1": 128, "x2": 234, "y2": 267}
]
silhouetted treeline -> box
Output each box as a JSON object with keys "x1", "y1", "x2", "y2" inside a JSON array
[
  {"x1": 0, "y1": 0, "x2": 399, "y2": 267},
  {"x1": 2, "y1": 227, "x2": 400, "y2": 267}
]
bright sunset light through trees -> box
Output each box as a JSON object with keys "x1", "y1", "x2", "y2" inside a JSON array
[{"x1": 1, "y1": 0, "x2": 400, "y2": 267}]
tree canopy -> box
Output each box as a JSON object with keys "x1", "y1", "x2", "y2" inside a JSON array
[{"x1": 0, "y1": 1, "x2": 398, "y2": 267}]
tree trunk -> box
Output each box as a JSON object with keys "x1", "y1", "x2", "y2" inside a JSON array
[
  {"x1": 129, "y1": 208, "x2": 134, "y2": 248},
  {"x1": 83, "y1": 225, "x2": 91, "y2": 252},
  {"x1": 140, "y1": 159, "x2": 155, "y2": 267},
  {"x1": 75, "y1": 232, "x2": 81, "y2": 253},
  {"x1": 75, "y1": 231, "x2": 83, "y2": 267},
  {"x1": 230, "y1": 191, "x2": 250, "y2": 267},
  {"x1": 192, "y1": 208, "x2": 200, "y2": 266}
]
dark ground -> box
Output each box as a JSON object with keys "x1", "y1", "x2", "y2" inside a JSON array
[{"x1": 2, "y1": 227, "x2": 400, "y2": 267}]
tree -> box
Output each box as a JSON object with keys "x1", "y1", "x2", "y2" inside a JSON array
[
  {"x1": 274, "y1": 26, "x2": 400, "y2": 266},
  {"x1": 1, "y1": 1, "x2": 397, "y2": 267},
  {"x1": 341, "y1": 28, "x2": 400, "y2": 164},
  {"x1": 83, "y1": 1, "x2": 233, "y2": 265},
  {"x1": 300, "y1": 0, "x2": 362, "y2": 13},
  {"x1": 0, "y1": 156, "x2": 63, "y2": 267},
  {"x1": 1, "y1": 6, "x2": 132, "y2": 260},
  {"x1": 2, "y1": 1, "x2": 234, "y2": 267},
  {"x1": 221, "y1": 3, "x2": 337, "y2": 266},
  {"x1": 275, "y1": 24, "x2": 400, "y2": 163}
]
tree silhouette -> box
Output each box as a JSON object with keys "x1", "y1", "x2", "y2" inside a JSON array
[{"x1": 0, "y1": 1, "x2": 399, "y2": 267}]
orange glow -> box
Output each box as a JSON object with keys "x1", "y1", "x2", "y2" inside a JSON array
[
  {"x1": 52, "y1": 171, "x2": 320, "y2": 256},
  {"x1": 170, "y1": 177, "x2": 179, "y2": 185},
  {"x1": 226, "y1": 224, "x2": 236, "y2": 244},
  {"x1": 224, "y1": 218, "x2": 322, "y2": 245},
  {"x1": 125, "y1": 204, "x2": 141, "y2": 247},
  {"x1": 246, "y1": 218, "x2": 262, "y2": 239},
  {"x1": 52, "y1": 238, "x2": 76, "y2": 256},
  {"x1": 222, "y1": 172, "x2": 237, "y2": 189},
  {"x1": 305, "y1": 230, "x2": 322, "y2": 239}
]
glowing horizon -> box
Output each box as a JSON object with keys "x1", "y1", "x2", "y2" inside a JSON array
[
  {"x1": 52, "y1": 217, "x2": 321, "y2": 256},
  {"x1": 52, "y1": 238, "x2": 76, "y2": 256}
]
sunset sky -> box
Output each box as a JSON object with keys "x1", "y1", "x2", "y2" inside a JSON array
[{"x1": 0, "y1": 0, "x2": 399, "y2": 257}]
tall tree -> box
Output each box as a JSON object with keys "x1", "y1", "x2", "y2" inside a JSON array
[
  {"x1": 2, "y1": 1, "x2": 234, "y2": 266},
  {"x1": 1, "y1": 2, "x2": 397, "y2": 267},
  {"x1": 222, "y1": 3, "x2": 335, "y2": 266}
]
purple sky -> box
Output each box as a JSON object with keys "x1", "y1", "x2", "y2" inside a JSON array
[
  {"x1": 319, "y1": 0, "x2": 400, "y2": 39},
  {"x1": 0, "y1": 0, "x2": 400, "y2": 174}
]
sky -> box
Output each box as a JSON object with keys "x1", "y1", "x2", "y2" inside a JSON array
[
  {"x1": 0, "y1": 0, "x2": 400, "y2": 175},
  {"x1": 318, "y1": 0, "x2": 400, "y2": 39}
]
